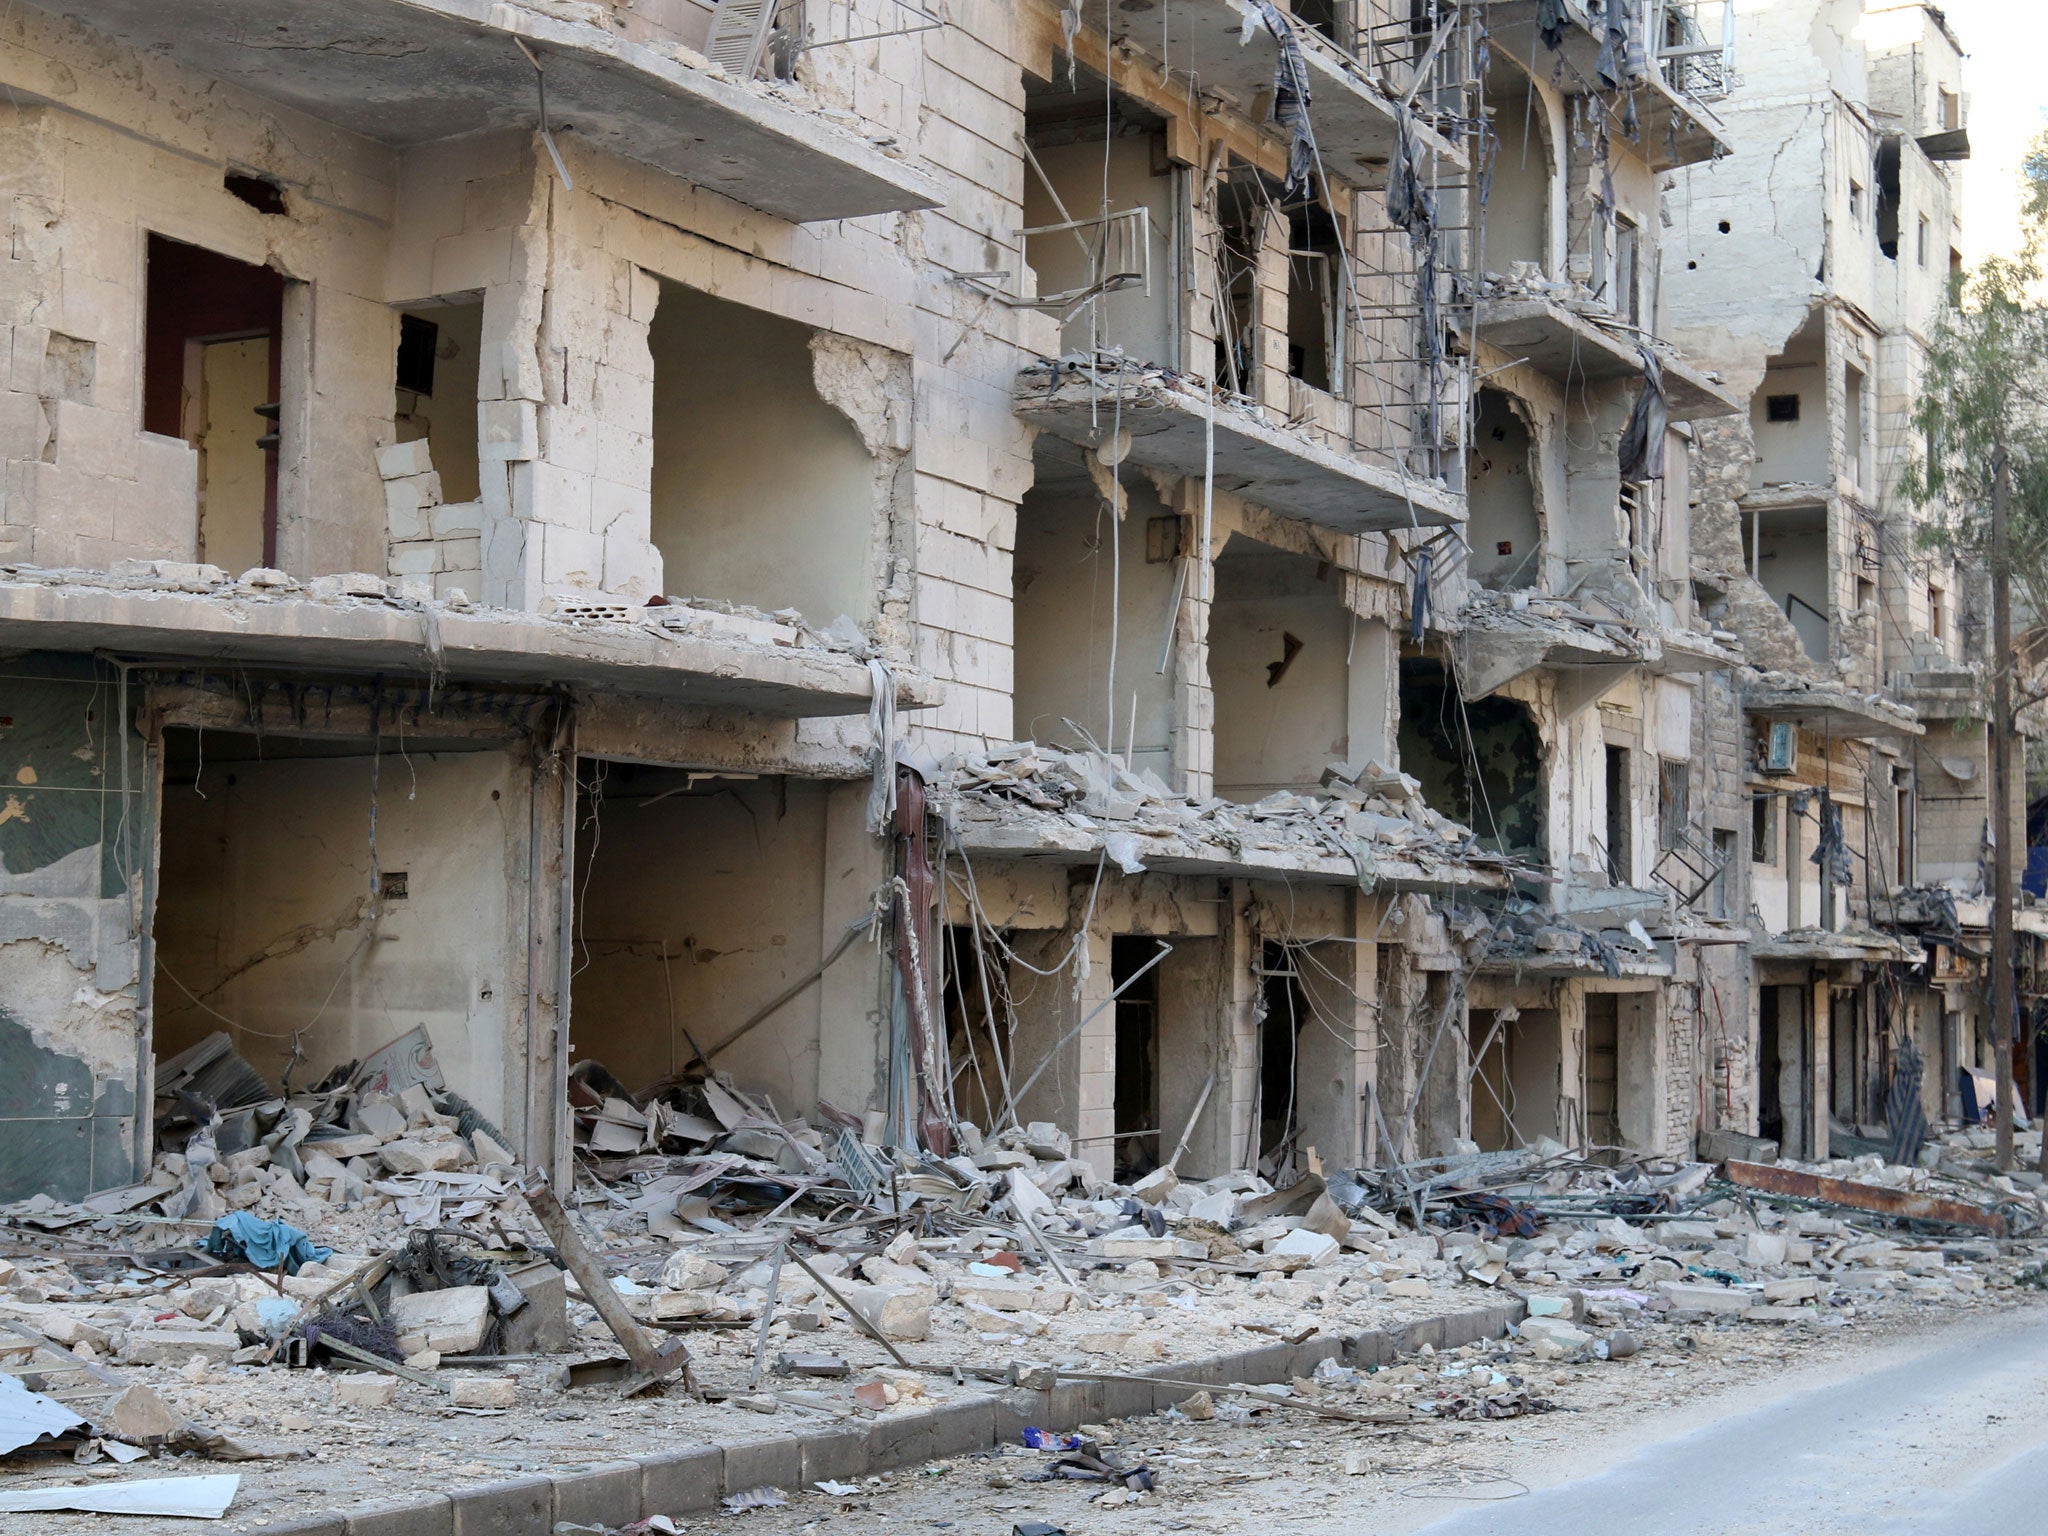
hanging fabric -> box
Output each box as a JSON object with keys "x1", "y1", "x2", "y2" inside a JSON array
[
  {"x1": 1536, "y1": 0, "x2": 1569, "y2": 50},
  {"x1": 1617, "y1": 346, "x2": 1668, "y2": 483},
  {"x1": 1244, "y1": 1, "x2": 1316, "y2": 197}
]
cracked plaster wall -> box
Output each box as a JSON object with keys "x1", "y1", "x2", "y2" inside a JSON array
[{"x1": 0, "y1": 654, "x2": 149, "y2": 1200}]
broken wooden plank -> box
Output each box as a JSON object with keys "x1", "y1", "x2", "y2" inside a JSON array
[
  {"x1": 1721, "y1": 1159, "x2": 2007, "y2": 1236},
  {"x1": 519, "y1": 1172, "x2": 695, "y2": 1396}
]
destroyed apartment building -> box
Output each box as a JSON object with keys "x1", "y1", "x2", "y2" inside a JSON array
[
  {"x1": 0, "y1": 0, "x2": 2045, "y2": 1528},
  {"x1": 0, "y1": 0, "x2": 1758, "y2": 1209},
  {"x1": 0, "y1": 0, "x2": 2031, "y2": 1353}
]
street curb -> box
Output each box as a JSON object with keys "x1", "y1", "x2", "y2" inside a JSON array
[{"x1": 261, "y1": 1298, "x2": 1526, "y2": 1535}]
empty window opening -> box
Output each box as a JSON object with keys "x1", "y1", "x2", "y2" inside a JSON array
[
  {"x1": 567, "y1": 762, "x2": 844, "y2": 1119},
  {"x1": 1939, "y1": 86, "x2": 1961, "y2": 132},
  {"x1": 1293, "y1": 0, "x2": 1347, "y2": 47},
  {"x1": 1752, "y1": 505, "x2": 1830, "y2": 662},
  {"x1": 1894, "y1": 773, "x2": 1916, "y2": 887},
  {"x1": 144, "y1": 234, "x2": 284, "y2": 572},
  {"x1": 1752, "y1": 794, "x2": 1777, "y2": 864},
  {"x1": 1467, "y1": 389, "x2": 1541, "y2": 590},
  {"x1": 393, "y1": 300, "x2": 483, "y2": 505},
  {"x1": 1398, "y1": 658, "x2": 1546, "y2": 861},
  {"x1": 1604, "y1": 743, "x2": 1633, "y2": 884},
  {"x1": 1916, "y1": 215, "x2": 1930, "y2": 268},
  {"x1": 1845, "y1": 363, "x2": 1871, "y2": 489},
  {"x1": 1012, "y1": 441, "x2": 1180, "y2": 778},
  {"x1": 1255, "y1": 941, "x2": 1310, "y2": 1176},
  {"x1": 1022, "y1": 63, "x2": 1178, "y2": 366},
  {"x1": 1927, "y1": 582, "x2": 1947, "y2": 642},
  {"x1": 224, "y1": 173, "x2": 287, "y2": 217},
  {"x1": 1847, "y1": 180, "x2": 1865, "y2": 224},
  {"x1": 1876, "y1": 136, "x2": 1902, "y2": 260},
  {"x1": 151, "y1": 723, "x2": 521, "y2": 1156},
  {"x1": 1286, "y1": 198, "x2": 1343, "y2": 393},
  {"x1": 1601, "y1": 213, "x2": 1640, "y2": 326},
  {"x1": 1711, "y1": 829, "x2": 1739, "y2": 918},
  {"x1": 1212, "y1": 536, "x2": 1351, "y2": 800},
  {"x1": 1658, "y1": 758, "x2": 1690, "y2": 852},
  {"x1": 1750, "y1": 314, "x2": 1827, "y2": 488},
  {"x1": 1112, "y1": 936, "x2": 1162, "y2": 1179},
  {"x1": 1469, "y1": 1006, "x2": 1565, "y2": 1152},
  {"x1": 648, "y1": 282, "x2": 879, "y2": 626},
  {"x1": 1213, "y1": 164, "x2": 1274, "y2": 396},
  {"x1": 1482, "y1": 74, "x2": 1550, "y2": 273}
]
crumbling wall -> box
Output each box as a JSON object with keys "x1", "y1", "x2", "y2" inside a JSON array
[
  {"x1": 0, "y1": 10, "x2": 400, "y2": 576},
  {"x1": 1210, "y1": 536, "x2": 1352, "y2": 798},
  {"x1": 0, "y1": 653, "x2": 149, "y2": 1200}
]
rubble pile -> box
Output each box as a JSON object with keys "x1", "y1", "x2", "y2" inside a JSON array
[
  {"x1": 3, "y1": 1028, "x2": 2045, "y2": 1518},
  {"x1": 934, "y1": 741, "x2": 1519, "y2": 879}
]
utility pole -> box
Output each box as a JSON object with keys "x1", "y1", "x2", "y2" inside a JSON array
[{"x1": 1990, "y1": 445, "x2": 2016, "y2": 1172}]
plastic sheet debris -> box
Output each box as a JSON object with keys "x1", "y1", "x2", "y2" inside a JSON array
[
  {"x1": 0, "y1": 1370, "x2": 85, "y2": 1454},
  {"x1": 0, "y1": 1472, "x2": 240, "y2": 1518},
  {"x1": 720, "y1": 1485, "x2": 789, "y2": 1512},
  {"x1": 202, "y1": 1212, "x2": 333, "y2": 1275}
]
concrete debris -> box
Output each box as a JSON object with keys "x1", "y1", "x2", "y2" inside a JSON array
[{"x1": 933, "y1": 742, "x2": 1520, "y2": 882}]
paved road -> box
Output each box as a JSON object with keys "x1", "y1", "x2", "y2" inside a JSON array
[{"x1": 1413, "y1": 1314, "x2": 2048, "y2": 1534}]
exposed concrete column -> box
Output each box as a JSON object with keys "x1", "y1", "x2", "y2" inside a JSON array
[
  {"x1": 1073, "y1": 927, "x2": 1116, "y2": 1180},
  {"x1": 1254, "y1": 203, "x2": 1291, "y2": 414},
  {"x1": 1170, "y1": 476, "x2": 1215, "y2": 800},
  {"x1": 1810, "y1": 975, "x2": 1832, "y2": 1161},
  {"x1": 814, "y1": 782, "x2": 891, "y2": 1121},
  {"x1": 1224, "y1": 879, "x2": 1261, "y2": 1169}
]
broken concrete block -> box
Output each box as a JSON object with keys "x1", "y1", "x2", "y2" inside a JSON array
[
  {"x1": 390, "y1": 1285, "x2": 491, "y2": 1355},
  {"x1": 1518, "y1": 1317, "x2": 1592, "y2": 1351},
  {"x1": 1187, "y1": 1190, "x2": 1240, "y2": 1225},
  {"x1": 1127, "y1": 1167, "x2": 1178, "y2": 1205},
  {"x1": 1020, "y1": 1122, "x2": 1071, "y2": 1160},
  {"x1": 1089, "y1": 1228, "x2": 1205, "y2": 1261},
  {"x1": 103, "y1": 1384, "x2": 180, "y2": 1441},
  {"x1": 119, "y1": 1328, "x2": 241, "y2": 1365},
  {"x1": 1384, "y1": 1277, "x2": 1432, "y2": 1298},
  {"x1": 335, "y1": 1374, "x2": 398, "y2": 1409},
  {"x1": 376, "y1": 438, "x2": 436, "y2": 479},
  {"x1": 1742, "y1": 1304, "x2": 1816, "y2": 1324},
  {"x1": 659, "y1": 1251, "x2": 729, "y2": 1292},
  {"x1": 1656, "y1": 1281, "x2": 1754, "y2": 1315},
  {"x1": 1763, "y1": 1276, "x2": 1819, "y2": 1304},
  {"x1": 951, "y1": 1278, "x2": 1061, "y2": 1314},
  {"x1": 377, "y1": 1133, "x2": 469, "y2": 1174},
  {"x1": 1743, "y1": 1232, "x2": 1789, "y2": 1266},
  {"x1": 470, "y1": 1129, "x2": 517, "y2": 1167},
  {"x1": 450, "y1": 1376, "x2": 517, "y2": 1409},
  {"x1": 645, "y1": 1290, "x2": 722, "y2": 1321},
  {"x1": 1268, "y1": 1229, "x2": 1340, "y2": 1266},
  {"x1": 834, "y1": 1283, "x2": 929, "y2": 1342},
  {"x1": 355, "y1": 1098, "x2": 407, "y2": 1141}
]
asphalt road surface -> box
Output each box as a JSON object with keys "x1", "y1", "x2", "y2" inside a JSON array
[{"x1": 1411, "y1": 1313, "x2": 2048, "y2": 1534}]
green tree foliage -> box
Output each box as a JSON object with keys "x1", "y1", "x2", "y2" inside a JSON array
[{"x1": 1902, "y1": 133, "x2": 2048, "y2": 622}]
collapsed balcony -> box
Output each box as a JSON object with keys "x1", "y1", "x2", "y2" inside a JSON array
[
  {"x1": 1096, "y1": 0, "x2": 1471, "y2": 174},
  {"x1": 1741, "y1": 669, "x2": 1924, "y2": 742},
  {"x1": 1482, "y1": 0, "x2": 1736, "y2": 172},
  {"x1": 57, "y1": 0, "x2": 940, "y2": 222},
  {"x1": 1469, "y1": 287, "x2": 1741, "y2": 420},
  {"x1": 931, "y1": 742, "x2": 1515, "y2": 892},
  {"x1": 1014, "y1": 361, "x2": 1462, "y2": 533},
  {"x1": 1453, "y1": 591, "x2": 1740, "y2": 711},
  {"x1": 0, "y1": 563, "x2": 935, "y2": 719}
]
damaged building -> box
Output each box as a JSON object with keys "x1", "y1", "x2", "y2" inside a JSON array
[
  {"x1": 1667, "y1": 0, "x2": 2048, "y2": 1155},
  {"x1": 0, "y1": 0, "x2": 2020, "y2": 1225}
]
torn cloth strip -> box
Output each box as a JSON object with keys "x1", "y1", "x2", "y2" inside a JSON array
[
  {"x1": 1597, "y1": 0, "x2": 1649, "y2": 89},
  {"x1": 1536, "y1": 0, "x2": 1568, "y2": 49},
  {"x1": 1244, "y1": 1, "x2": 1315, "y2": 197},
  {"x1": 866, "y1": 657, "x2": 898, "y2": 836},
  {"x1": 1617, "y1": 346, "x2": 1668, "y2": 483},
  {"x1": 1386, "y1": 105, "x2": 1436, "y2": 245}
]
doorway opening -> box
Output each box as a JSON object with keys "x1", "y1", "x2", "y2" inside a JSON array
[
  {"x1": 1112, "y1": 936, "x2": 1162, "y2": 1179},
  {"x1": 144, "y1": 234, "x2": 285, "y2": 571}
]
